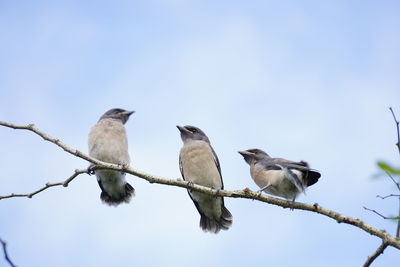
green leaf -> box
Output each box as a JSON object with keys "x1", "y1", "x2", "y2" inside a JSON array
[
  {"x1": 377, "y1": 161, "x2": 400, "y2": 175},
  {"x1": 388, "y1": 216, "x2": 400, "y2": 221}
]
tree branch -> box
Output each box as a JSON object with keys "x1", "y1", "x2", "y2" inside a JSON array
[
  {"x1": 377, "y1": 194, "x2": 400, "y2": 199},
  {"x1": 389, "y1": 107, "x2": 400, "y2": 155},
  {"x1": 0, "y1": 238, "x2": 16, "y2": 267},
  {"x1": 0, "y1": 169, "x2": 88, "y2": 200},
  {"x1": 363, "y1": 206, "x2": 399, "y2": 221},
  {"x1": 389, "y1": 107, "x2": 400, "y2": 237},
  {"x1": 398, "y1": 198, "x2": 400, "y2": 238},
  {"x1": 363, "y1": 241, "x2": 389, "y2": 267},
  {"x1": 385, "y1": 171, "x2": 400, "y2": 191},
  {"x1": 1, "y1": 121, "x2": 400, "y2": 251}
]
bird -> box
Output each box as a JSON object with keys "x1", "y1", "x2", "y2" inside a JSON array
[
  {"x1": 238, "y1": 148, "x2": 320, "y2": 201},
  {"x1": 177, "y1": 125, "x2": 232, "y2": 233},
  {"x1": 88, "y1": 108, "x2": 135, "y2": 206}
]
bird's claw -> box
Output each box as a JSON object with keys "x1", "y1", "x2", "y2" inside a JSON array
[
  {"x1": 187, "y1": 181, "x2": 194, "y2": 186},
  {"x1": 256, "y1": 189, "x2": 263, "y2": 197},
  {"x1": 117, "y1": 163, "x2": 129, "y2": 170},
  {"x1": 214, "y1": 188, "x2": 221, "y2": 198},
  {"x1": 289, "y1": 198, "x2": 296, "y2": 211},
  {"x1": 117, "y1": 163, "x2": 129, "y2": 175}
]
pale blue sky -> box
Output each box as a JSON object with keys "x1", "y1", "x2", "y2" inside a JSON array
[{"x1": 1, "y1": 1, "x2": 400, "y2": 266}]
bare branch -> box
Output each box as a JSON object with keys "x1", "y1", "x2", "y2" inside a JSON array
[
  {"x1": 363, "y1": 206, "x2": 394, "y2": 220},
  {"x1": 0, "y1": 121, "x2": 99, "y2": 165},
  {"x1": 0, "y1": 238, "x2": 16, "y2": 267},
  {"x1": 385, "y1": 171, "x2": 400, "y2": 191},
  {"x1": 398, "y1": 199, "x2": 400, "y2": 238},
  {"x1": 389, "y1": 107, "x2": 400, "y2": 155},
  {"x1": 363, "y1": 241, "x2": 389, "y2": 267},
  {"x1": 363, "y1": 207, "x2": 398, "y2": 220},
  {"x1": 377, "y1": 194, "x2": 400, "y2": 199},
  {"x1": 1, "y1": 121, "x2": 400, "y2": 251},
  {"x1": 0, "y1": 169, "x2": 88, "y2": 200},
  {"x1": 389, "y1": 107, "x2": 400, "y2": 237}
]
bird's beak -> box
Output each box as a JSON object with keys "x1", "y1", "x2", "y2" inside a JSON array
[
  {"x1": 238, "y1": 150, "x2": 253, "y2": 156},
  {"x1": 121, "y1": 110, "x2": 135, "y2": 116},
  {"x1": 176, "y1": 125, "x2": 192, "y2": 134}
]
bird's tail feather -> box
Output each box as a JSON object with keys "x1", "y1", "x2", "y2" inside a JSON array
[
  {"x1": 306, "y1": 170, "x2": 321, "y2": 186},
  {"x1": 199, "y1": 206, "x2": 233, "y2": 234},
  {"x1": 100, "y1": 182, "x2": 135, "y2": 206}
]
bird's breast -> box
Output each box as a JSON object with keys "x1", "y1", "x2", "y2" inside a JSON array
[
  {"x1": 88, "y1": 119, "x2": 130, "y2": 164},
  {"x1": 180, "y1": 141, "x2": 222, "y2": 189}
]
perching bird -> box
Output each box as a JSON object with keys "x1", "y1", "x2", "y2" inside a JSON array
[
  {"x1": 177, "y1": 125, "x2": 232, "y2": 233},
  {"x1": 238, "y1": 148, "x2": 320, "y2": 201},
  {"x1": 88, "y1": 108, "x2": 135, "y2": 206}
]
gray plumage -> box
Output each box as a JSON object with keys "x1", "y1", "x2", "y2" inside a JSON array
[
  {"x1": 177, "y1": 125, "x2": 232, "y2": 234},
  {"x1": 88, "y1": 108, "x2": 135, "y2": 206},
  {"x1": 239, "y1": 148, "x2": 320, "y2": 201}
]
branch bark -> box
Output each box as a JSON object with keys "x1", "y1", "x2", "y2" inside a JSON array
[
  {"x1": 0, "y1": 238, "x2": 16, "y2": 267},
  {"x1": 1, "y1": 121, "x2": 400, "y2": 254},
  {"x1": 377, "y1": 194, "x2": 400, "y2": 199},
  {"x1": 363, "y1": 241, "x2": 389, "y2": 267},
  {"x1": 0, "y1": 169, "x2": 88, "y2": 200},
  {"x1": 389, "y1": 107, "x2": 400, "y2": 155},
  {"x1": 389, "y1": 107, "x2": 400, "y2": 238}
]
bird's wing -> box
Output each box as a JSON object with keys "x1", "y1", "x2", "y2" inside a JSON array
[
  {"x1": 269, "y1": 158, "x2": 311, "y2": 171},
  {"x1": 262, "y1": 158, "x2": 321, "y2": 187},
  {"x1": 210, "y1": 145, "x2": 224, "y2": 189},
  {"x1": 259, "y1": 158, "x2": 306, "y2": 193},
  {"x1": 179, "y1": 153, "x2": 185, "y2": 181},
  {"x1": 179, "y1": 149, "x2": 215, "y2": 224}
]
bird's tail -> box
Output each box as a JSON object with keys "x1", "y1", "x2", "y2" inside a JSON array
[
  {"x1": 100, "y1": 182, "x2": 135, "y2": 206},
  {"x1": 305, "y1": 170, "x2": 321, "y2": 187},
  {"x1": 200, "y1": 205, "x2": 233, "y2": 234}
]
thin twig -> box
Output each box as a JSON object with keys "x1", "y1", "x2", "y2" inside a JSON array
[
  {"x1": 396, "y1": 203, "x2": 400, "y2": 237},
  {"x1": 385, "y1": 171, "x2": 400, "y2": 191},
  {"x1": 377, "y1": 194, "x2": 400, "y2": 199},
  {"x1": 0, "y1": 169, "x2": 88, "y2": 200},
  {"x1": 363, "y1": 206, "x2": 399, "y2": 220},
  {"x1": 0, "y1": 239, "x2": 16, "y2": 267},
  {"x1": 389, "y1": 107, "x2": 400, "y2": 237},
  {"x1": 363, "y1": 206, "x2": 390, "y2": 220},
  {"x1": 389, "y1": 107, "x2": 400, "y2": 155},
  {"x1": 363, "y1": 241, "x2": 389, "y2": 267},
  {"x1": 1, "y1": 121, "x2": 400, "y2": 251}
]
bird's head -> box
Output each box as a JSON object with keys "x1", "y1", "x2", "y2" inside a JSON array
[
  {"x1": 176, "y1": 125, "x2": 210, "y2": 143},
  {"x1": 238, "y1": 148, "x2": 270, "y2": 164},
  {"x1": 99, "y1": 108, "x2": 135, "y2": 124}
]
